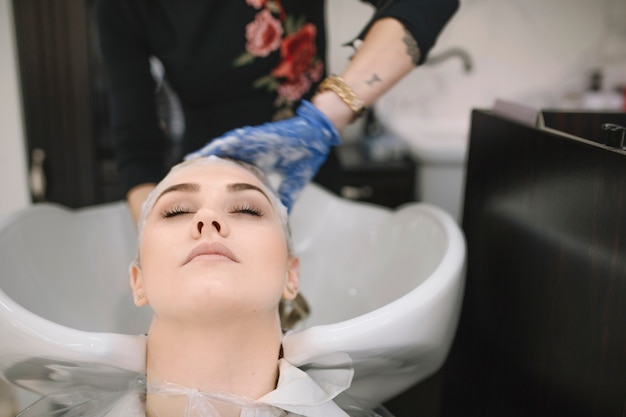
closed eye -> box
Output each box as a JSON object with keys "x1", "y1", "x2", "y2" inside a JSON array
[
  {"x1": 161, "y1": 205, "x2": 191, "y2": 218},
  {"x1": 231, "y1": 204, "x2": 263, "y2": 217}
]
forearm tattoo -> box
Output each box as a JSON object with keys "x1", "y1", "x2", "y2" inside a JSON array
[
  {"x1": 403, "y1": 28, "x2": 421, "y2": 66},
  {"x1": 366, "y1": 73, "x2": 382, "y2": 86}
]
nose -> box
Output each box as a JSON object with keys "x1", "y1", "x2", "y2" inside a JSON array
[
  {"x1": 197, "y1": 220, "x2": 221, "y2": 234},
  {"x1": 192, "y1": 210, "x2": 228, "y2": 238}
]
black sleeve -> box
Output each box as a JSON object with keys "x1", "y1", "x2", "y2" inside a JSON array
[
  {"x1": 359, "y1": 0, "x2": 460, "y2": 65},
  {"x1": 95, "y1": 0, "x2": 168, "y2": 194}
]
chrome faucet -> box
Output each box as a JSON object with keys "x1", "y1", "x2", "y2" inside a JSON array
[{"x1": 424, "y1": 47, "x2": 473, "y2": 73}]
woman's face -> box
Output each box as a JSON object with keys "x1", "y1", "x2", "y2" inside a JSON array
[{"x1": 131, "y1": 161, "x2": 299, "y2": 323}]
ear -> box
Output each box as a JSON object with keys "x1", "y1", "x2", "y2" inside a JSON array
[
  {"x1": 130, "y1": 262, "x2": 148, "y2": 307},
  {"x1": 282, "y1": 257, "x2": 300, "y2": 301}
]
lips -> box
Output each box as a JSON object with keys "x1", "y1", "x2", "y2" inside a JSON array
[{"x1": 184, "y1": 242, "x2": 240, "y2": 265}]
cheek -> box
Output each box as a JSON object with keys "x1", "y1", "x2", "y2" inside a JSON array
[
  {"x1": 250, "y1": 223, "x2": 289, "y2": 259},
  {"x1": 140, "y1": 223, "x2": 181, "y2": 258},
  {"x1": 137, "y1": 228, "x2": 181, "y2": 285},
  {"x1": 252, "y1": 234, "x2": 291, "y2": 285}
]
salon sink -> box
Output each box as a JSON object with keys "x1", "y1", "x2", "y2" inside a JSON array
[{"x1": 0, "y1": 184, "x2": 465, "y2": 408}]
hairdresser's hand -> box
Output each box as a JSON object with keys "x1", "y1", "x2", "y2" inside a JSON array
[{"x1": 185, "y1": 100, "x2": 341, "y2": 211}]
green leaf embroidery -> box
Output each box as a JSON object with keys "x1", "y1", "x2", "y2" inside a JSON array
[
  {"x1": 284, "y1": 14, "x2": 307, "y2": 36},
  {"x1": 295, "y1": 15, "x2": 307, "y2": 33},
  {"x1": 253, "y1": 74, "x2": 280, "y2": 91},
  {"x1": 284, "y1": 15, "x2": 296, "y2": 35},
  {"x1": 233, "y1": 52, "x2": 255, "y2": 67},
  {"x1": 267, "y1": 1, "x2": 281, "y2": 14}
]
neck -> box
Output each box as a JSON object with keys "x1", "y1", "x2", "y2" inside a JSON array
[{"x1": 144, "y1": 314, "x2": 283, "y2": 417}]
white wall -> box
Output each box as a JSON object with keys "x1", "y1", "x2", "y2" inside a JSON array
[{"x1": 0, "y1": 0, "x2": 30, "y2": 220}]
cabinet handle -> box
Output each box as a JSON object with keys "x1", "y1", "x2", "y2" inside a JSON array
[
  {"x1": 601, "y1": 123, "x2": 625, "y2": 149},
  {"x1": 29, "y1": 148, "x2": 47, "y2": 202},
  {"x1": 341, "y1": 185, "x2": 374, "y2": 200}
]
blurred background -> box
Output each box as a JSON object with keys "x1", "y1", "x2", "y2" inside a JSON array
[{"x1": 2, "y1": 0, "x2": 626, "y2": 219}]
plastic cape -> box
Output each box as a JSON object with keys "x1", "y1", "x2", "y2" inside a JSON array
[{"x1": 16, "y1": 357, "x2": 385, "y2": 417}]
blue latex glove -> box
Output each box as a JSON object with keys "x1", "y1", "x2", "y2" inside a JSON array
[{"x1": 185, "y1": 100, "x2": 341, "y2": 211}]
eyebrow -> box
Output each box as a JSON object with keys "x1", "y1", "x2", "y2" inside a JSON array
[
  {"x1": 154, "y1": 181, "x2": 272, "y2": 205},
  {"x1": 154, "y1": 182, "x2": 200, "y2": 205},
  {"x1": 227, "y1": 182, "x2": 272, "y2": 204}
]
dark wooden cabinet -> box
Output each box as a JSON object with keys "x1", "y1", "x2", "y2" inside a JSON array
[{"x1": 440, "y1": 110, "x2": 626, "y2": 417}]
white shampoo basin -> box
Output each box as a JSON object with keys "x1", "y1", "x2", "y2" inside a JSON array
[{"x1": 0, "y1": 184, "x2": 465, "y2": 409}]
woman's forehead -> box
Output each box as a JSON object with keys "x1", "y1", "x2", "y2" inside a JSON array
[
  {"x1": 164, "y1": 161, "x2": 264, "y2": 189},
  {"x1": 137, "y1": 157, "x2": 292, "y2": 254}
]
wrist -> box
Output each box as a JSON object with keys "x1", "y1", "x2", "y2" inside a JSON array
[
  {"x1": 318, "y1": 75, "x2": 367, "y2": 117},
  {"x1": 314, "y1": 75, "x2": 367, "y2": 125},
  {"x1": 310, "y1": 90, "x2": 354, "y2": 132}
]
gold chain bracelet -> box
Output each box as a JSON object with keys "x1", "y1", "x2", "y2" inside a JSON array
[{"x1": 317, "y1": 75, "x2": 366, "y2": 119}]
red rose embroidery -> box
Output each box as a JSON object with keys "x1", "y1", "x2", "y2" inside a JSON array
[
  {"x1": 245, "y1": 10, "x2": 283, "y2": 57},
  {"x1": 237, "y1": 2, "x2": 323, "y2": 118},
  {"x1": 271, "y1": 23, "x2": 317, "y2": 81}
]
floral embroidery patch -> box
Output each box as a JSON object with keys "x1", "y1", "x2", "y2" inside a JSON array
[{"x1": 234, "y1": 0, "x2": 324, "y2": 120}]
